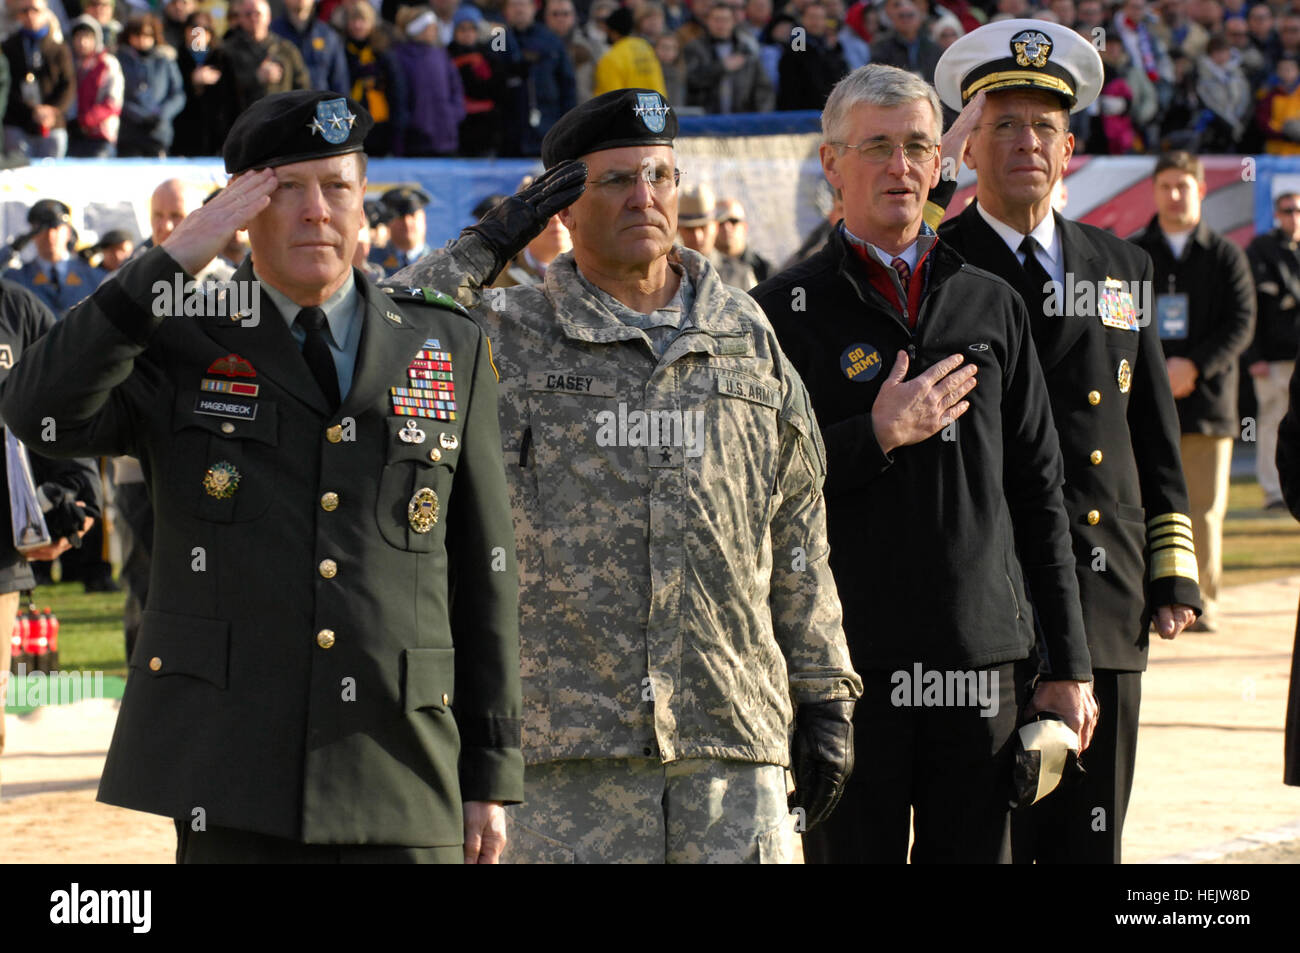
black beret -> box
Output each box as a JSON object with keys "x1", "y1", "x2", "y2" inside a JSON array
[
  {"x1": 381, "y1": 186, "x2": 431, "y2": 217},
  {"x1": 364, "y1": 198, "x2": 393, "y2": 228},
  {"x1": 606, "y1": 6, "x2": 633, "y2": 36},
  {"x1": 541, "y1": 88, "x2": 677, "y2": 169},
  {"x1": 223, "y1": 90, "x2": 373, "y2": 175},
  {"x1": 28, "y1": 199, "x2": 71, "y2": 229}
]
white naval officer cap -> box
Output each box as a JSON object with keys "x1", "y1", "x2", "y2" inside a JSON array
[{"x1": 934, "y1": 18, "x2": 1104, "y2": 115}]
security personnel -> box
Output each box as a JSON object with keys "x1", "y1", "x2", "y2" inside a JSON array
[
  {"x1": 935, "y1": 19, "x2": 1202, "y2": 864},
  {"x1": 369, "y1": 186, "x2": 431, "y2": 275},
  {"x1": 0, "y1": 91, "x2": 523, "y2": 863},
  {"x1": 5, "y1": 200, "x2": 108, "y2": 318},
  {"x1": 397, "y1": 88, "x2": 861, "y2": 863}
]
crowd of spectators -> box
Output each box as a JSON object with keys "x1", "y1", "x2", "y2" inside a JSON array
[{"x1": 0, "y1": 0, "x2": 1294, "y2": 159}]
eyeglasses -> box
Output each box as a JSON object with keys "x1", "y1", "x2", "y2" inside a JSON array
[
  {"x1": 979, "y1": 119, "x2": 1065, "y2": 143},
  {"x1": 829, "y1": 139, "x2": 938, "y2": 164},
  {"x1": 587, "y1": 167, "x2": 682, "y2": 193}
]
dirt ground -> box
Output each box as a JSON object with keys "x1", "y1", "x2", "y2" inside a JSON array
[{"x1": 3, "y1": 574, "x2": 1300, "y2": 864}]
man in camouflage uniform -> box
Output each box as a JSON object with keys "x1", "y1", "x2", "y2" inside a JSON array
[{"x1": 397, "y1": 88, "x2": 861, "y2": 863}]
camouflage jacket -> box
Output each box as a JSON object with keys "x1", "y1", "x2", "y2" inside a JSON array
[{"x1": 396, "y1": 236, "x2": 861, "y2": 766}]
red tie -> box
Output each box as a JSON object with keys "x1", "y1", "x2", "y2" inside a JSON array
[{"x1": 891, "y1": 257, "x2": 913, "y2": 328}]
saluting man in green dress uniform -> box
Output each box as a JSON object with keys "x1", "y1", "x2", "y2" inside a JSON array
[{"x1": 0, "y1": 91, "x2": 524, "y2": 863}]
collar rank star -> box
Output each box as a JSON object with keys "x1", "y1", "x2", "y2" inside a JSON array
[
  {"x1": 391, "y1": 337, "x2": 457, "y2": 421},
  {"x1": 408, "y1": 487, "x2": 439, "y2": 533},
  {"x1": 204, "y1": 460, "x2": 240, "y2": 499},
  {"x1": 306, "y1": 97, "x2": 356, "y2": 145}
]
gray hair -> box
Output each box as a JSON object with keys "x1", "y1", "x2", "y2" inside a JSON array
[{"x1": 821, "y1": 64, "x2": 943, "y2": 145}]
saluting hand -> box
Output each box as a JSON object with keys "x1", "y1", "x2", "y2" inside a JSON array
[
  {"x1": 463, "y1": 800, "x2": 507, "y2": 864},
  {"x1": 940, "y1": 89, "x2": 986, "y2": 173},
  {"x1": 162, "y1": 168, "x2": 277, "y2": 277},
  {"x1": 871, "y1": 351, "x2": 977, "y2": 454}
]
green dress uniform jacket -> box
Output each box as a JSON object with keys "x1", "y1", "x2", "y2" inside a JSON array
[
  {"x1": 941, "y1": 205, "x2": 1202, "y2": 671},
  {"x1": 397, "y1": 235, "x2": 861, "y2": 768},
  {"x1": 0, "y1": 246, "x2": 523, "y2": 846}
]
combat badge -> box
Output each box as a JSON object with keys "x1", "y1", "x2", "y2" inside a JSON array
[
  {"x1": 408, "y1": 487, "x2": 439, "y2": 533},
  {"x1": 398, "y1": 418, "x2": 426, "y2": 444},
  {"x1": 204, "y1": 461, "x2": 240, "y2": 499},
  {"x1": 208, "y1": 354, "x2": 257, "y2": 378},
  {"x1": 1117, "y1": 358, "x2": 1132, "y2": 394},
  {"x1": 439, "y1": 432, "x2": 459, "y2": 450}
]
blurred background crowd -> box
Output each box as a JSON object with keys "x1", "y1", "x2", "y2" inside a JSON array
[{"x1": 0, "y1": 0, "x2": 1294, "y2": 162}]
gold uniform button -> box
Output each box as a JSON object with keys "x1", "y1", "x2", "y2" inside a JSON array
[
  {"x1": 326, "y1": 425, "x2": 343, "y2": 444},
  {"x1": 220, "y1": 422, "x2": 235, "y2": 434},
  {"x1": 428, "y1": 447, "x2": 441, "y2": 462},
  {"x1": 442, "y1": 693, "x2": 449, "y2": 706},
  {"x1": 316, "y1": 629, "x2": 336, "y2": 649},
  {"x1": 320, "y1": 491, "x2": 339, "y2": 512},
  {"x1": 1088, "y1": 390, "x2": 1101, "y2": 406},
  {"x1": 148, "y1": 656, "x2": 162, "y2": 671},
  {"x1": 319, "y1": 558, "x2": 338, "y2": 579},
  {"x1": 1090, "y1": 450, "x2": 1103, "y2": 465},
  {"x1": 1087, "y1": 510, "x2": 1101, "y2": 525}
]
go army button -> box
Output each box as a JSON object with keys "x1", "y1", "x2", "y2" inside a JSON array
[
  {"x1": 149, "y1": 656, "x2": 162, "y2": 671},
  {"x1": 320, "y1": 491, "x2": 339, "y2": 511},
  {"x1": 1087, "y1": 510, "x2": 1101, "y2": 525},
  {"x1": 317, "y1": 628, "x2": 336, "y2": 649},
  {"x1": 1088, "y1": 390, "x2": 1101, "y2": 406},
  {"x1": 326, "y1": 424, "x2": 344, "y2": 443},
  {"x1": 319, "y1": 558, "x2": 338, "y2": 579},
  {"x1": 1090, "y1": 450, "x2": 1103, "y2": 465},
  {"x1": 408, "y1": 487, "x2": 439, "y2": 533}
]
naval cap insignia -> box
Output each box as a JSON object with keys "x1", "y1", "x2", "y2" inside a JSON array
[{"x1": 1011, "y1": 30, "x2": 1052, "y2": 68}]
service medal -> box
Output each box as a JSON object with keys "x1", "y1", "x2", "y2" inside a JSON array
[
  {"x1": 408, "y1": 487, "x2": 439, "y2": 533},
  {"x1": 1117, "y1": 359, "x2": 1132, "y2": 394},
  {"x1": 204, "y1": 461, "x2": 241, "y2": 499}
]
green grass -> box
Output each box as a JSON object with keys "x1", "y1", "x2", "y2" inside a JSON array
[{"x1": 24, "y1": 581, "x2": 128, "y2": 678}]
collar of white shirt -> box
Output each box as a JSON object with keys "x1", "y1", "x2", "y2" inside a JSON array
[{"x1": 976, "y1": 201, "x2": 1062, "y2": 277}]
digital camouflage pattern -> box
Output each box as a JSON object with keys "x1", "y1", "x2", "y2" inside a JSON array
[
  {"x1": 396, "y1": 235, "x2": 861, "y2": 768},
  {"x1": 502, "y1": 758, "x2": 792, "y2": 863}
]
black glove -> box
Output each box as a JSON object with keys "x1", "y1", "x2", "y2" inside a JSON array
[
  {"x1": 788, "y1": 699, "x2": 856, "y2": 831},
  {"x1": 39, "y1": 482, "x2": 88, "y2": 544},
  {"x1": 463, "y1": 159, "x2": 587, "y2": 284}
]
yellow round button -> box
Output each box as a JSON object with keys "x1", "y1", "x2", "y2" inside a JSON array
[
  {"x1": 319, "y1": 558, "x2": 338, "y2": 579},
  {"x1": 1088, "y1": 390, "x2": 1101, "y2": 406},
  {"x1": 1087, "y1": 510, "x2": 1101, "y2": 525},
  {"x1": 1090, "y1": 450, "x2": 1103, "y2": 465},
  {"x1": 221, "y1": 422, "x2": 235, "y2": 434},
  {"x1": 441, "y1": 693, "x2": 449, "y2": 706},
  {"x1": 316, "y1": 629, "x2": 336, "y2": 649},
  {"x1": 326, "y1": 425, "x2": 343, "y2": 444},
  {"x1": 148, "y1": 656, "x2": 162, "y2": 671},
  {"x1": 320, "y1": 491, "x2": 339, "y2": 512},
  {"x1": 429, "y1": 447, "x2": 442, "y2": 462}
]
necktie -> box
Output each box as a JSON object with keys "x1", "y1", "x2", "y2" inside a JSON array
[
  {"x1": 890, "y1": 256, "x2": 914, "y2": 329},
  {"x1": 49, "y1": 265, "x2": 60, "y2": 292},
  {"x1": 295, "y1": 306, "x2": 341, "y2": 412},
  {"x1": 1019, "y1": 236, "x2": 1055, "y2": 319}
]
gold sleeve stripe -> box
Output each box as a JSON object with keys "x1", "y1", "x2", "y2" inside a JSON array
[
  {"x1": 1148, "y1": 512, "x2": 1193, "y2": 530},
  {"x1": 1151, "y1": 537, "x2": 1196, "y2": 553},
  {"x1": 923, "y1": 200, "x2": 946, "y2": 232},
  {"x1": 1150, "y1": 547, "x2": 1199, "y2": 582},
  {"x1": 1149, "y1": 526, "x2": 1195, "y2": 544}
]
